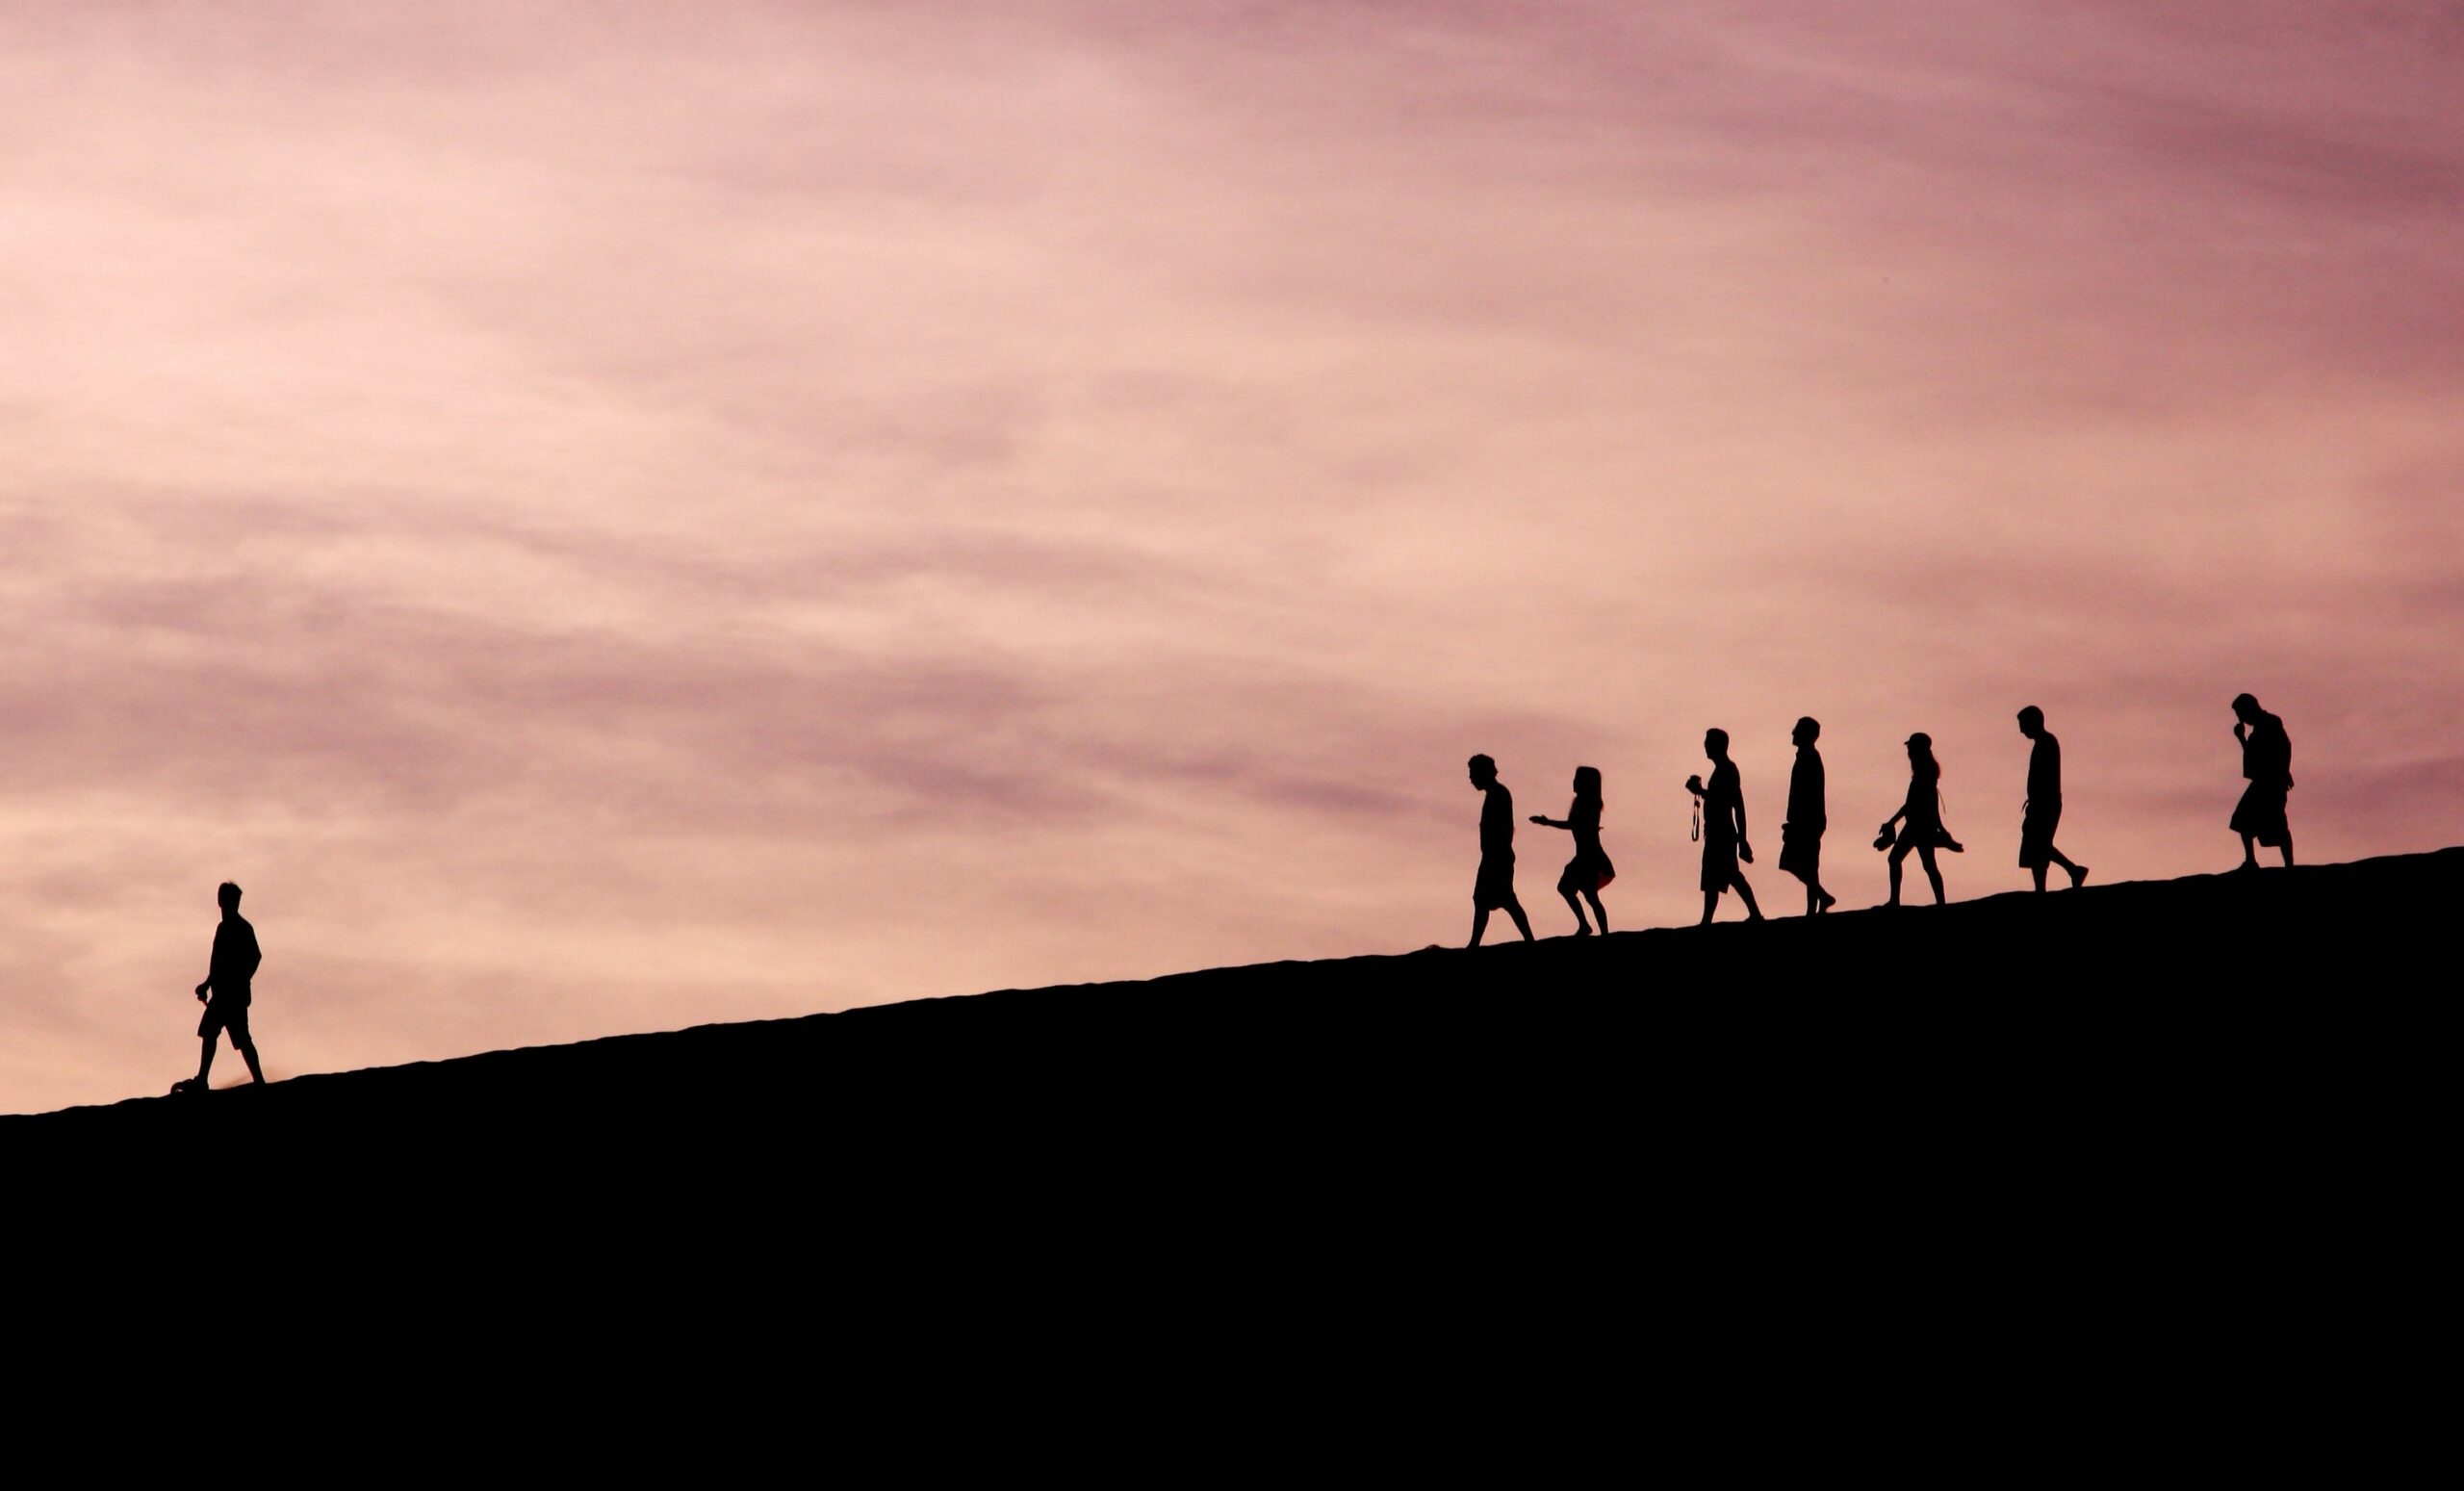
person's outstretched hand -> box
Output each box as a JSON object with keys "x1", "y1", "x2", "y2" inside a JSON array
[{"x1": 1739, "y1": 840, "x2": 1755, "y2": 864}]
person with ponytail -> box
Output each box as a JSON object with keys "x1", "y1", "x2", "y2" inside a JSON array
[
  {"x1": 1530, "y1": 765, "x2": 1615, "y2": 936},
  {"x1": 1881, "y1": 732, "x2": 1956, "y2": 907}
]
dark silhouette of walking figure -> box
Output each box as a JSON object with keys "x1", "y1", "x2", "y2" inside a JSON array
[
  {"x1": 2230, "y1": 693, "x2": 2295, "y2": 869},
  {"x1": 1686, "y1": 729, "x2": 1762, "y2": 926},
  {"x1": 1529, "y1": 765, "x2": 1614, "y2": 936},
  {"x1": 1780, "y1": 717, "x2": 1835, "y2": 915},
  {"x1": 175, "y1": 882, "x2": 264, "y2": 1093},
  {"x1": 1882, "y1": 733, "x2": 1955, "y2": 907},
  {"x1": 2016, "y1": 707, "x2": 2089, "y2": 891},
  {"x1": 1466, "y1": 755, "x2": 1534, "y2": 947}
]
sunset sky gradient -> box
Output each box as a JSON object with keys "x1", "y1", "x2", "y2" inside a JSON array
[{"x1": 7, "y1": 1, "x2": 2460, "y2": 1111}]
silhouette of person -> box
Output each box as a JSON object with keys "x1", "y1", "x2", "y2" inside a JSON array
[
  {"x1": 175, "y1": 882, "x2": 264, "y2": 1093},
  {"x1": 1685, "y1": 729, "x2": 1762, "y2": 926},
  {"x1": 2230, "y1": 693, "x2": 2295, "y2": 869},
  {"x1": 1529, "y1": 765, "x2": 1614, "y2": 936},
  {"x1": 1466, "y1": 755, "x2": 1534, "y2": 947},
  {"x1": 1780, "y1": 716, "x2": 1835, "y2": 915},
  {"x1": 2015, "y1": 707, "x2": 2088, "y2": 891},
  {"x1": 1883, "y1": 733, "x2": 1951, "y2": 907}
]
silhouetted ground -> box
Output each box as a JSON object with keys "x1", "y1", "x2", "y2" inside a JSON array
[
  {"x1": 12, "y1": 849, "x2": 2451, "y2": 1387},
  {"x1": 17, "y1": 847, "x2": 2451, "y2": 1173}
]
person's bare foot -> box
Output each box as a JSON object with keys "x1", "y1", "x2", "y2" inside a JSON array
[
  {"x1": 1816, "y1": 889, "x2": 1837, "y2": 913},
  {"x1": 1574, "y1": 925, "x2": 1593, "y2": 938},
  {"x1": 2069, "y1": 864, "x2": 2090, "y2": 889}
]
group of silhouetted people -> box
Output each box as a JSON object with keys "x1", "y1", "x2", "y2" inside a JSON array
[
  {"x1": 1463, "y1": 693, "x2": 2294, "y2": 945},
  {"x1": 152, "y1": 696, "x2": 2301, "y2": 1093}
]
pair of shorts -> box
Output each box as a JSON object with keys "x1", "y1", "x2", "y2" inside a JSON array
[
  {"x1": 1474, "y1": 852, "x2": 1517, "y2": 910},
  {"x1": 2018, "y1": 801, "x2": 2062, "y2": 868},
  {"x1": 200, "y1": 995, "x2": 252, "y2": 1043},
  {"x1": 2231, "y1": 784, "x2": 2290, "y2": 847},
  {"x1": 1779, "y1": 825, "x2": 1822, "y2": 880},
  {"x1": 1700, "y1": 836, "x2": 1740, "y2": 893}
]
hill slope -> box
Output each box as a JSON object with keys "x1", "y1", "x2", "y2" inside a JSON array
[{"x1": 14, "y1": 851, "x2": 2451, "y2": 1176}]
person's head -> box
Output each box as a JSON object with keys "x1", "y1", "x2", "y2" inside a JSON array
[
  {"x1": 2232, "y1": 692, "x2": 2261, "y2": 724},
  {"x1": 1906, "y1": 732, "x2": 1934, "y2": 764},
  {"x1": 1704, "y1": 728, "x2": 1729, "y2": 760},
  {"x1": 2017, "y1": 705, "x2": 2044, "y2": 738},
  {"x1": 218, "y1": 882, "x2": 243, "y2": 913},
  {"x1": 1792, "y1": 716, "x2": 1819, "y2": 748},
  {"x1": 1467, "y1": 754, "x2": 1498, "y2": 788},
  {"x1": 1573, "y1": 765, "x2": 1602, "y2": 801}
]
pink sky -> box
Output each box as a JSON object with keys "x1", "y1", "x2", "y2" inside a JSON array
[{"x1": 6, "y1": 2, "x2": 2460, "y2": 1112}]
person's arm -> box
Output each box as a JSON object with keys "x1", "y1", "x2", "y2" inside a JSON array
[
  {"x1": 196, "y1": 926, "x2": 218, "y2": 1001},
  {"x1": 1528, "y1": 815, "x2": 1567, "y2": 829},
  {"x1": 244, "y1": 927, "x2": 262, "y2": 981}
]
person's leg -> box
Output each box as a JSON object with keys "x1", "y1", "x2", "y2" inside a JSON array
[
  {"x1": 1559, "y1": 888, "x2": 1592, "y2": 935},
  {"x1": 1887, "y1": 842, "x2": 1910, "y2": 905},
  {"x1": 2239, "y1": 832, "x2": 2259, "y2": 869},
  {"x1": 195, "y1": 1034, "x2": 218, "y2": 1086},
  {"x1": 2046, "y1": 846, "x2": 2087, "y2": 887},
  {"x1": 1732, "y1": 872, "x2": 1763, "y2": 921},
  {"x1": 1504, "y1": 896, "x2": 1534, "y2": 941},
  {"x1": 2280, "y1": 834, "x2": 2295, "y2": 867},
  {"x1": 1803, "y1": 876, "x2": 1819, "y2": 916},
  {"x1": 1582, "y1": 888, "x2": 1607, "y2": 934},
  {"x1": 235, "y1": 1033, "x2": 265, "y2": 1084},
  {"x1": 1919, "y1": 844, "x2": 1945, "y2": 904},
  {"x1": 1469, "y1": 904, "x2": 1489, "y2": 948},
  {"x1": 1699, "y1": 890, "x2": 1719, "y2": 926}
]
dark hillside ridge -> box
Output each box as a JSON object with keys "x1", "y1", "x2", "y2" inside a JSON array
[{"x1": 14, "y1": 851, "x2": 2453, "y2": 1186}]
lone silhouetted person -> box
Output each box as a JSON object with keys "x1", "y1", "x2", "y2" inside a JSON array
[
  {"x1": 1883, "y1": 733, "x2": 1952, "y2": 907},
  {"x1": 1530, "y1": 765, "x2": 1614, "y2": 936},
  {"x1": 1466, "y1": 755, "x2": 1534, "y2": 947},
  {"x1": 1686, "y1": 729, "x2": 1762, "y2": 926},
  {"x1": 1780, "y1": 716, "x2": 1835, "y2": 915},
  {"x1": 2230, "y1": 693, "x2": 2295, "y2": 869},
  {"x1": 2016, "y1": 707, "x2": 2089, "y2": 891},
  {"x1": 176, "y1": 881, "x2": 264, "y2": 1093}
]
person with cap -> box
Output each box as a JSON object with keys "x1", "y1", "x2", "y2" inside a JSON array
[
  {"x1": 2016, "y1": 706, "x2": 2089, "y2": 891},
  {"x1": 1881, "y1": 732, "x2": 1955, "y2": 907},
  {"x1": 2229, "y1": 693, "x2": 2295, "y2": 869}
]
